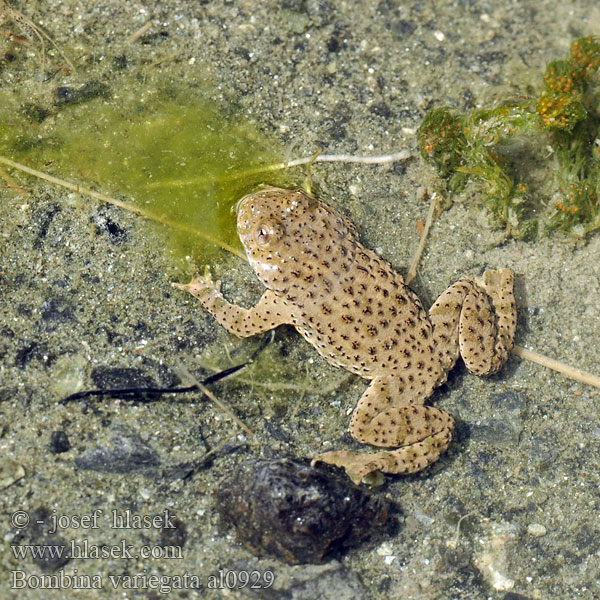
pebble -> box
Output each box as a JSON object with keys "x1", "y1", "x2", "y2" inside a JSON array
[
  {"x1": 527, "y1": 523, "x2": 547, "y2": 537},
  {"x1": 48, "y1": 430, "x2": 71, "y2": 454},
  {"x1": 50, "y1": 354, "x2": 86, "y2": 397}
]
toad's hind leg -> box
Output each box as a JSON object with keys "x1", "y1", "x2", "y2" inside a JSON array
[
  {"x1": 429, "y1": 269, "x2": 516, "y2": 377},
  {"x1": 315, "y1": 377, "x2": 454, "y2": 484}
]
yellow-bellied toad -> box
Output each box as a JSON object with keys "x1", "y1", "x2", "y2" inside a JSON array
[{"x1": 174, "y1": 187, "x2": 516, "y2": 484}]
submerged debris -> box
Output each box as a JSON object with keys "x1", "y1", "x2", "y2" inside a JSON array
[{"x1": 216, "y1": 457, "x2": 390, "y2": 565}]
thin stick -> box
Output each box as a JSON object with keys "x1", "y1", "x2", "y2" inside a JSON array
[
  {"x1": 296, "y1": 150, "x2": 411, "y2": 165},
  {"x1": 303, "y1": 149, "x2": 322, "y2": 196},
  {"x1": 145, "y1": 150, "x2": 412, "y2": 189},
  {"x1": 200, "y1": 430, "x2": 243, "y2": 461},
  {"x1": 447, "y1": 511, "x2": 477, "y2": 549},
  {"x1": 127, "y1": 21, "x2": 152, "y2": 44},
  {"x1": 175, "y1": 364, "x2": 255, "y2": 438},
  {"x1": 198, "y1": 361, "x2": 353, "y2": 394},
  {"x1": 196, "y1": 381, "x2": 255, "y2": 437},
  {"x1": 0, "y1": 155, "x2": 246, "y2": 260},
  {"x1": 406, "y1": 191, "x2": 439, "y2": 285},
  {"x1": 512, "y1": 344, "x2": 600, "y2": 389}
]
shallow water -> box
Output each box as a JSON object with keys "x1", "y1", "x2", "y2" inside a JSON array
[{"x1": 1, "y1": 1, "x2": 600, "y2": 599}]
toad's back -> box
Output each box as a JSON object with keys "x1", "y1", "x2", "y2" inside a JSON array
[{"x1": 236, "y1": 188, "x2": 443, "y2": 384}]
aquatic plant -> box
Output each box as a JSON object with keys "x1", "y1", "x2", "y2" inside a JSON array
[{"x1": 417, "y1": 36, "x2": 600, "y2": 239}]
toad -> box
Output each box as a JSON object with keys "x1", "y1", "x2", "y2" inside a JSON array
[{"x1": 174, "y1": 187, "x2": 516, "y2": 484}]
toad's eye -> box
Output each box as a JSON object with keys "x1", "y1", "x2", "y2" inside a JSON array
[{"x1": 254, "y1": 222, "x2": 281, "y2": 247}]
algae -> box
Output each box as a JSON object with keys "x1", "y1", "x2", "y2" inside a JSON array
[{"x1": 0, "y1": 70, "x2": 300, "y2": 269}]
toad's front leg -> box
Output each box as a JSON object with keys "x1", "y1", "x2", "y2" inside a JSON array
[{"x1": 174, "y1": 272, "x2": 290, "y2": 337}]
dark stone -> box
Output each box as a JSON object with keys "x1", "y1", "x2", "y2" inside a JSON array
[
  {"x1": 212, "y1": 560, "x2": 367, "y2": 599},
  {"x1": 0, "y1": 387, "x2": 18, "y2": 403},
  {"x1": 490, "y1": 390, "x2": 526, "y2": 412},
  {"x1": 21, "y1": 102, "x2": 50, "y2": 123},
  {"x1": 142, "y1": 359, "x2": 180, "y2": 389},
  {"x1": 16, "y1": 304, "x2": 31, "y2": 317},
  {"x1": 528, "y1": 437, "x2": 556, "y2": 471},
  {"x1": 471, "y1": 417, "x2": 522, "y2": 447},
  {"x1": 323, "y1": 105, "x2": 351, "y2": 141},
  {"x1": 14, "y1": 273, "x2": 27, "y2": 286},
  {"x1": 397, "y1": 107, "x2": 421, "y2": 121},
  {"x1": 15, "y1": 341, "x2": 45, "y2": 368},
  {"x1": 32, "y1": 203, "x2": 60, "y2": 247},
  {"x1": 49, "y1": 430, "x2": 71, "y2": 454},
  {"x1": 90, "y1": 206, "x2": 128, "y2": 244},
  {"x1": 263, "y1": 420, "x2": 292, "y2": 442},
  {"x1": 477, "y1": 51, "x2": 507, "y2": 65},
  {"x1": 466, "y1": 460, "x2": 493, "y2": 488},
  {"x1": 234, "y1": 47, "x2": 251, "y2": 61},
  {"x1": 80, "y1": 272, "x2": 101, "y2": 284},
  {"x1": 32, "y1": 536, "x2": 71, "y2": 572},
  {"x1": 75, "y1": 426, "x2": 160, "y2": 473},
  {"x1": 390, "y1": 19, "x2": 416, "y2": 37},
  {"x1": 471, "y1": 391, "x2": 525, "y2": 447},
  {"x1": 370, "y1": 102, "x2": 393, "y2": 119},
  {"x1": 55, "y1": 80, "x2": 111, "y2": 105},
  {"x1": 326, "y1": 27, "x2": 349, "y2": 53},
  {"x1": 281, "y1": 0, "x2": 307, "y2": 10},
  {"x1": 463, "y1": 89, "x2": 475, "y2": 109},
  {"x1": 443, "y1": 547, "x2": 472, "y2": 570},
  {"x1": 574, "y1": 525, "x2": 598, "y2": 553},
  {"x1": 41, "y1": 297, "x2": 76, "y2": 323},
  {"x1": 327, "y1": 35, "x2": 339, "y2": 52},
  {"x1": 326, "y1": 120, "x2": 346, "y2": 141},
  {"x1": 56, "y1": 86, "x2": 76, "y2": 104},
  {"x1": 140, "y1": 30, "x2": 170, "y2": 44},
  {"x1": 216, "y1": 457, "x2": 389, "y2": 564},
  {"x1": 112, "y1": 54, "x2": 128, "y2": 70}
]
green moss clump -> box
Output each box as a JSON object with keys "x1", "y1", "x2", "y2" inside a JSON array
[
  {"x1": 417, "y1": 36, "x2": 600, "y2": 239},
  {"x1": 417, "y1": 107, "x2": 467, "y2": 176}
]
